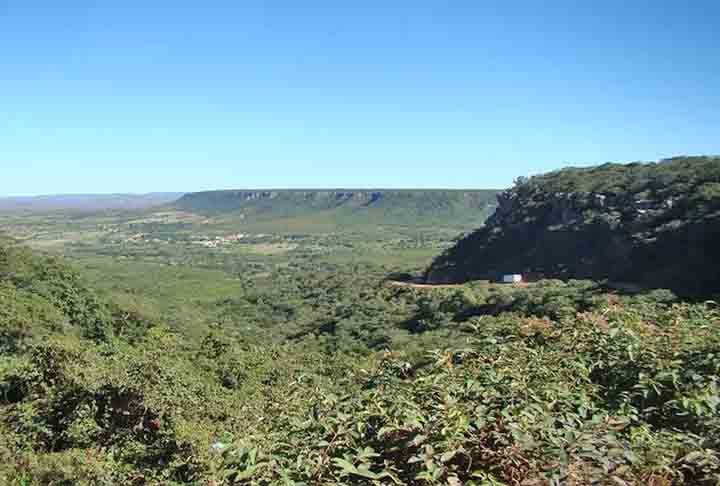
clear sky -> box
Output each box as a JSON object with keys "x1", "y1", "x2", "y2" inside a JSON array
[{"x1": 1, "y1": 1, "x2": 719, "y2": 195}]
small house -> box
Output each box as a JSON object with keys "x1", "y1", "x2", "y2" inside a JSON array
[{"x1": 501, "y1": 274, "x2": 523, "y2": 284}]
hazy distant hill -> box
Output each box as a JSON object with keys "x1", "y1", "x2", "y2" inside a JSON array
[
  {"x1": 426, "y1": 156, "x2": 720, "y2": 297},
  {"x1": 0, "y1": 193, "x2": 184, "y2": 212},
  {"x1": 175, "y1": 189, "x2": 501, "y2": 226}
]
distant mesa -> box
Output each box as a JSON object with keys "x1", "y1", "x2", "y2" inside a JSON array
[{"x1": 173, "y1": 189, "x2": 502, "y2": 223}]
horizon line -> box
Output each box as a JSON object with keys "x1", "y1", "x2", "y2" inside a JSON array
[{"x1": 0, "y1": 187, "x2": 507, "y2": 198}]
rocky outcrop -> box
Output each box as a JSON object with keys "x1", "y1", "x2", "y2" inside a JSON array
[{"x1": 426, "y1": 157, "x2": 720, "y2": 297}]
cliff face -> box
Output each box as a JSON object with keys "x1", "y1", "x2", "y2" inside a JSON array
[
  {"x1": 177, "y1": 190, "x2": 390, "y2": 210},
  {"x1": 426, "y1": 157, "x2": 720, "y2": 297}
]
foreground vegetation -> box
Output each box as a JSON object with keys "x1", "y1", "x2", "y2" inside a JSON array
[{"x1": 1, "y1": 237, "x2": 719, "y2": 485}]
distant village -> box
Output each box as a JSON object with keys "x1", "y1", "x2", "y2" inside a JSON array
[
  {"x1": 121, "y1": 232, "x2": 271, "y2": 248},
  {"x1": 191, "y1": 233, "x2": 269, "y2": 248}
]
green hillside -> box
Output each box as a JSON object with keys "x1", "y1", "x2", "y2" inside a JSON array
[{"x1": 426, "y1": 156, "x2": 720, "y2": 297}]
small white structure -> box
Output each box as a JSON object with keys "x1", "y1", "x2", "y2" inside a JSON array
[{"x1": 502, "y1": 274, "x2": 523, "y2": 284}]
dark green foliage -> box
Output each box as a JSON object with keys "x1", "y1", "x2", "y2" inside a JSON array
[{"x1": 427, "y1": 156, "x2": 720, "y2": 297}]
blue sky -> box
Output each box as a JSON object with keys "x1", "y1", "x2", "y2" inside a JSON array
[{"x1": 1, "y1": 1, "x2": 719, "y2": 195}]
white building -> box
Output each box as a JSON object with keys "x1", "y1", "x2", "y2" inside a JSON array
[{"x1": 502, "y1": 274, "x2": 523, "y2": 284}]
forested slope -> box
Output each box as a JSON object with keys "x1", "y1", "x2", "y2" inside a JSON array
[{"x1": 426, "y1": 156, "x2": 720, "y2": 297}]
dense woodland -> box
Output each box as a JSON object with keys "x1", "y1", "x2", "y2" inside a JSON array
[{"x1": 1, "y1": 158, "x2": 720, "y2": 485}]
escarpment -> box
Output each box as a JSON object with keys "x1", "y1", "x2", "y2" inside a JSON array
[{"x1": 426, "y1": 156, "x2": 720, "y2": 297}]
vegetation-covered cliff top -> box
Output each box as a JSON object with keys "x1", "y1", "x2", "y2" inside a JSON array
[{"x1": 512, "y1": 155, "x2": 719, "y2": 195}]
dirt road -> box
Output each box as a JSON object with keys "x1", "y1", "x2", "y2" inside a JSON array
[{"x1": 387, "y1": 280, "x2": 463, "y2": 289}]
